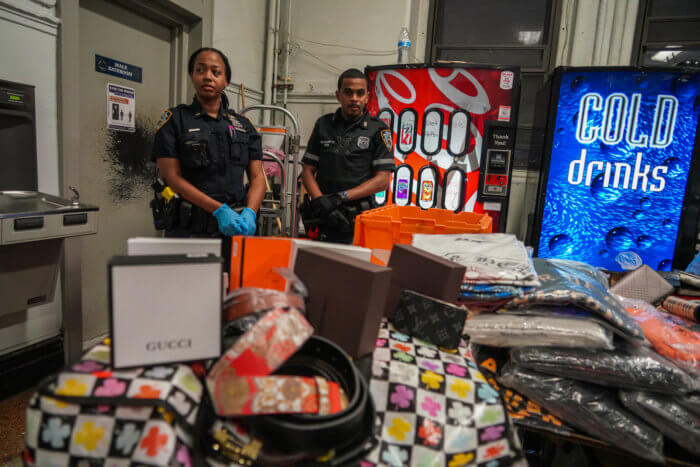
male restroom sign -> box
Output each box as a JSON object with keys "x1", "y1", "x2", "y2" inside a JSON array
[{"x1": 95, "y1": 54, "x2": 142, "y2": 83}]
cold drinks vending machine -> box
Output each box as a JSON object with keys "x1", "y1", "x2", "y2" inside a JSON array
[
  {"x1": 365, "y1": 64, "x2": 520, "y2": 232},
  {"x1": 531, "y1": 67, "x2": 700, "y2": 271}
]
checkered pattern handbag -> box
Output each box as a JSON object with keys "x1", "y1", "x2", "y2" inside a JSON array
[
  {"x1": 24, "y1": 342, "x2": 205, "y2": 466},
  {"x1": 362, "y1": 320, "x2": 523, "y2": 467}
]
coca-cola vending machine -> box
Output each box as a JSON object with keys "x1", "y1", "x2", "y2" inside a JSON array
[{"x1": 365, "y1": 64, "x2": 520, "y2": 231}]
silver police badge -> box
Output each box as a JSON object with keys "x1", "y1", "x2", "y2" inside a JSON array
[{"x1": 357, "y1": 136, "x2": 370, "y2": 150}]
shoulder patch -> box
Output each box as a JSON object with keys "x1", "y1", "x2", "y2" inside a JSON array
[
  {"x1": 154, "y1": 110, "x2": 173, "y2": 133},
  {"x1": 380, "y1": 129, "x2": 393, "y2": 152}
]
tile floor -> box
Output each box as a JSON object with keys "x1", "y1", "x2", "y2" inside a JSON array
[{"x1": 0, "y1": 389, "x2": 32, "y2": 466}]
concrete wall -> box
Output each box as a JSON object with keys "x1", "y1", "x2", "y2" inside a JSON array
[
  {"x1": 556, "y1": 0, "x2": 639, "y2": 67},
  {"x1": 213, "y1": 0, "x2": 266, "y2": 110},
  {"x1": 279, "y1": 0, "x2": 430, "y2": 144},
  {"x1": 512, "y1": 0, "x2": 641, "y2": 240},
  {"x1": 0, "y1": 0, "x2": 62, "y2": 354}
]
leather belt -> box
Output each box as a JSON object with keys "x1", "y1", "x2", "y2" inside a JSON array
[
  {"x1": 253, "y1": 336, "x2": 373, "y2": 455},
  {"x1": 200, "y1": 335, "x2": 377, "y2": 466},
  {"x1": 222, "y1": 287, "x2": 306, "y2": 323}
]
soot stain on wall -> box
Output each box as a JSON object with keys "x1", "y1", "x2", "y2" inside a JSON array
[{"x1": 103, "y1": 117, "x2": 156, "y2": 203}]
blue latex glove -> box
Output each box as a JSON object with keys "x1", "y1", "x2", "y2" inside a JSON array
[
  {"x1": 234, "y1": 207, "x2": 257, "y2": 236},
  {"x1": 212, "y1": 204, "x2": 240, "y2": 236}
]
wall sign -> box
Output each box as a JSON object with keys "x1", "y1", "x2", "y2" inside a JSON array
[
  {"x1": 95, "y1": 54, "x2": 142, "y2": 83},
  {"x1": 535, "y1": 69, "x2": 700, "y2": 271},
  {"x1": 107, "y1": 83, "x2": 135, "y2": 132}
]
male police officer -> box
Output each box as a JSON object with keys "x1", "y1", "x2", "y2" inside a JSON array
[{"x1": 301, "y1": 68, "x2": 394, "y2": 243}]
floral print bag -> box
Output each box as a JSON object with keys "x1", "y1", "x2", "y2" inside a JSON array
[
  {"x1": 24, "y1": 341, "x2": 205, "y2": 466},
  {"x1": 362, "y1": 320, "x2": 523, "y2": 467}
]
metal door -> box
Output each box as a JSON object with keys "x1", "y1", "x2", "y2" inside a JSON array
[{"x1": 79, "y1": 0, "x2": 172, "y2": 341}]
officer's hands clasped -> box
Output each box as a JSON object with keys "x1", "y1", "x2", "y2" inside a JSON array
[
  {"x1": 235, "y1": 207, "x2": 257, "y2": 236},
  {"x1": 303, "y1": 193, "x2": 352, "y2": 232},
  {"x1": 212, "y1": 204, "x2": 242, "y2": 236}
]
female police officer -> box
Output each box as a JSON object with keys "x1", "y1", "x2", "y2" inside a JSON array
[{"x1": 152, "y1": 47, "x2": 265, "y2": 259}]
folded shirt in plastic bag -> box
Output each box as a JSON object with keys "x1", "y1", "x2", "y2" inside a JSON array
[
  {"x1": 460, "y1": 283, "x2": 534, "y2": 302},
  {"x1": 471, "y1": 344, "x2": 573, "y2": 437},
  {"x1": 496, "y1": 305, "x2": 648, "y2": 345},
  {"x1": 498, "y1": 363, "x2": 664, "y2": 463},
  {"x1": 505, "y1": 258, "x2": 645, "y2": 340},
  {"x1": 679, "y1": 393, "x2": 700, "y2": 416},
  {"x1": 618, "y1": 296, "x2": 700, "y2": 374},
  {"x1": 464, "y1": 314, "x2": 614, "y2": 349},
  {"x1": 620, "y1": 390, "x2": 700, "y2": 457},
  {"x1": 411, "y1": 233, "x2": 540, "y2": 287},
  {"x1": 510, "y1": 346, "x2": 697, "y2": 395}
]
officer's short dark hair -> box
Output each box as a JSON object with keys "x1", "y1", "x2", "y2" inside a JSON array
[
  {"x1": 337, "y1": 68, "x2": 368, "y2": 90},
  {"x1": 188, "y1": 47, "x2": 232, "y2": 84}
]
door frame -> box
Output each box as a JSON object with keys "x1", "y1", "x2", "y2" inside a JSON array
[{"x1": 57, "y1": 0, "x2": 212, "y2": 362}]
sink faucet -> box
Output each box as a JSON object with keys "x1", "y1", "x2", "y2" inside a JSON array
[{"x1": 68, "y1": 186, "x2": 80, "y2": 206}]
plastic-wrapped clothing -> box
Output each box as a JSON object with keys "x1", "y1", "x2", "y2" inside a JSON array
[
  {"x1": 497, "y1": 305, "x2": 648, "y2": 344},
  {"x1": 464, "y1": 314, "x2": 614, "y2": 349},
  {"x1": 505, "y1": 259, "x2": 644, "y2": 340},
  {"x1": 510, "y1": 346, "x2": 697, "y2": 395},
  {"x1": 411, "y1": 233, "x2": 540, "y2": 286},
  {"x1": 471, "y1": 344, "x2": 574, "y2": 436},
  {"x1": 620, "y1": 390, "x2": 700, "y2": 457},
  {"x1": 679, "y1": 393, "x2": 700, "y2": 416},
  {"x1": 498, "y1": 363, "x2": 664, "y2": 463},
  {"x1": 619, "y1": 296, "x2": 700, "y2": 374}
]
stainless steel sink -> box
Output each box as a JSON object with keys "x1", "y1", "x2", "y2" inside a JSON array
[
  {"x1": 0, "y1": 190, "x2": 100, "y2": 314},
  {"x1": 0, "y1": 191, "x2": 98, "y2": 218}
]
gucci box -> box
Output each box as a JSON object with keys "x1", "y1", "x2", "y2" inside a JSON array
[
  {"x1": 385, "y1": 244, "x2": 466, "y2": 320},
  {"x1": 109, "y1": 255, "x2": 222, "y2": 368},
  {"x1": 294, "y1": 248, "x2": 392, "y2": 358}
]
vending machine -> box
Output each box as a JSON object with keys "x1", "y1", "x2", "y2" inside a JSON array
[
  {"x1": 531, "y1": 67, "x2": 700, "y2": 271},
  {"x1": 365, "y1": 64, "x2": 520, "y2": 232}
]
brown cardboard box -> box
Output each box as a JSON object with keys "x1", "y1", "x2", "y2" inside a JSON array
[
  {"x1": 385, "y1": 244, "x2": 466, "y2": 319},
  {"x1": 294, "y1": 247, "x2": 392, "y2": 358}
]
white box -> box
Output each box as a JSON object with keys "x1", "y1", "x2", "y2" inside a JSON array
[
  {"x1": 292, "y1": 239, "x2": 371, "y2": 263},
  {"x1": 109, "y1": 255, "x2": 222, "y2": 368},
  {"x1": 127, "y1": 237, "x2": 221, "y2": 257}
]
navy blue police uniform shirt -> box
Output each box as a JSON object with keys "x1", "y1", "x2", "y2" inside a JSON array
[
  {"x1": 151, "y1": 96, "x2": 262, "y2": 204},
  {"x1": 302, "y1": 109, "x2": 394, "y2": 195}
]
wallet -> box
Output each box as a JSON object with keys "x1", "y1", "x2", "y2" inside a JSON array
[
  {"x1": 610, "y1": 265, "x2": 674, "y2": 304},
  {"x1": 393, "y1": 290, "x2": 467, "y2": 349}
]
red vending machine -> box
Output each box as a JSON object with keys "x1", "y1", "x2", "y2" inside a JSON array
[{"x1": 365, "y1": 64, "x2": 520, "y2": 232}]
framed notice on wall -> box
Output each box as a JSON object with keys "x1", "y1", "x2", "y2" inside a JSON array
[{"x1": 107, "y1": 83, "x2": 135, "y2": 132}]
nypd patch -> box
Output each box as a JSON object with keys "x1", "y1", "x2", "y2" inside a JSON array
[
  {"x1": 380, "y1": 129, "x2": 393, "y2": 152},
  {"x1": 154, "y1": 109, "x2": 172, "y2": 133}
]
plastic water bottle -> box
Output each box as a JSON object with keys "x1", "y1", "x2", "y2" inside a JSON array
[{"x1": 397, "y1": 27, "x2": 411, "y2": 64}]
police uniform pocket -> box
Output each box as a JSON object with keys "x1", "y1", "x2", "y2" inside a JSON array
[
  {"x1": 230, "y1": 132, "x2": 250, "y2": 166},
  {"x1": 179, "y1": 135, "x2": 209, "y2": 169}
]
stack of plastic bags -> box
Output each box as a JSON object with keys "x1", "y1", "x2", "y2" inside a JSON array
[
  {"x1": 411, "y1": 233, "x2": 539, "y2": 312},
  {"x1": 464, "y1": 257, "x2": 700, "y2": 463}
]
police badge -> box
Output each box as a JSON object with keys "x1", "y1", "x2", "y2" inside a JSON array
[
  {"x1": 357, "y1": 136, "x2": 370, "y2": 150},
  {"x1": 380, "y1": 129, "x2": 393, "y2": 151}
]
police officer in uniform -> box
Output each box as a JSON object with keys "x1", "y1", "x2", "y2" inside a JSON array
[
  {"x1": 301, "y1": 68, "x2": 394, "y2": 243},
  {"x1": 152, "y1": 47, "x2": 266, "y2": 263}
]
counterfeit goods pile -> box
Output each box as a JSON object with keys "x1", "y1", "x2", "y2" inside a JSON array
[{"x1": 418, "y1": 233, "x2": 700, "y2": 463}]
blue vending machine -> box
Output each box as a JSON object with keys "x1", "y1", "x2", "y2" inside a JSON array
[{"x1": 531, "y1": 67, "x2": 700, "y2": 271}]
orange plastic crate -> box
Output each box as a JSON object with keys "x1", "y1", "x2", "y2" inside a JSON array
[{"x1": 353, "y1": 206, "x2": 493, "y2": 254}]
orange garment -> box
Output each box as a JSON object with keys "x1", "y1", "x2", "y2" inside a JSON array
[{"x1": 625, "y1": 301, "x2": 700, "y2": 371}]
